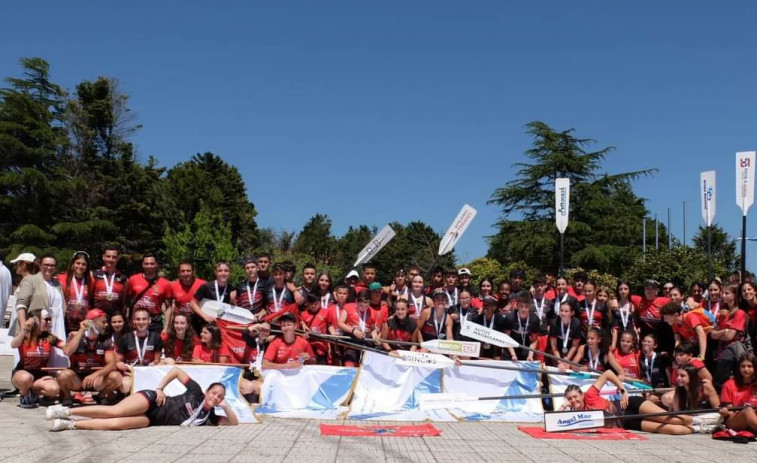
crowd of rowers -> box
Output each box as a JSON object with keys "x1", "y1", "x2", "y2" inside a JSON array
[{"x1": 5, "y1": 247, "x2": 757, "y2": 434}]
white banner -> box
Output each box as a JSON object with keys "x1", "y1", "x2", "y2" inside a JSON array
[
  {"x1": 555, "y1": 178, "x2": 570, "y2": 234},
  {"x1": 257, "y1": 365, "x2": 358, "y2": 419},
  {"x1": 442, "y1": 360, "x2": 544, "y2": 422},
  {"x1": 132, "y1": 365, "x2": 258, "y2": 424},
  {"x1": 348, "y1": 351, "x2": 455, "y2": 421},
  {"x1": 700, "y1": 170, "x2": 716, "y2": 226},
  {"x1": 736, "y1": 151, "x2": 756, "y2": 216}
]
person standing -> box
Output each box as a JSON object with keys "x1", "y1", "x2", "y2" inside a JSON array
[
  {"x1": 128, "y1": 254, "x2": 172, "y2": 332},
  {"x1": 14, "y1": 254, "x2": 66, "y2": 342},
  {"x1": 92, "y1": 246, "x2": 129, "y2": 317},
  {"x1": 170, "y1": 260, "x2": 206, "y2": 334}
]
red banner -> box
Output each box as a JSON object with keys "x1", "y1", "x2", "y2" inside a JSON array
[
  {"x1": 320, "y1": 424, "x2": 441, "y2": 437},
  {"x1": 518, "y1": 426, "x2": 647, "y2": 441},
  {"x1": 216, "y1": 318, "x2": 249, "y2": 364}
]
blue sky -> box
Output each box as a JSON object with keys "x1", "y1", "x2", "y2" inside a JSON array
[{"x1": 3, "y1": 1, "x2": 757, "y2": 266}]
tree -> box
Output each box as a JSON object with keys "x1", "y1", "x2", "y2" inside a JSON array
[
  {"x1": 164, "y1": 153, "x2": 258, "y2": 253},
  {"x1": 624, "y1": 244, "x2": 729, "y2": 293},
  {"x1": 0, "y1": 58, "x2": 70, "y2": 258},
  {"x1": 163, "y1": 205, "x2": 240, "y2": 281},
  {"x1": 487, "y1": 121, "x2": 658, "y2": 276},
  {"x1": 692, "y1": 225, "x2": 738, "y2": 273},
  {"x1": 293, "y1": 214, "x2": 337, "y2": 264}
]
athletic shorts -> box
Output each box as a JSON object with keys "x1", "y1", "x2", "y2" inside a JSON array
[
  {"x1": 11, "y1": 366, "x2": 50, "y2": 382},
  {"x1": 137, "y1": 389, "x2": 160, "y2": 421},
  {"x1": 620, "y1": 396, "x2": 646, "y2": 431}
]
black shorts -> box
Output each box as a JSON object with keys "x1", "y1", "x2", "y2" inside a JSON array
[
  {"x1": 620, "y1": 396, "x2": 646, "y2": 431},
  {"x1": 138, "y1": 390, "x2": 160, "y2": 419}
]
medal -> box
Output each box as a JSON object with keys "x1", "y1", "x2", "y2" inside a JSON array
[
  {"x1": 75, "y1": 302, "x2": 82, "y2": 311},
  {"x1": 484, "y1": 343, "x2": 491, "y2": 349},
  {"x1": 562, "y1": 347, "x2": 568, "y2": 354},
  {"x1": 560, "y1": 321, "x2": 571, "y2": 355},
  {"x1": 72, "y1": 275, "x2": 85, "y2": 310},
  {"x1": 102, "y1": 271, "x2": 116, "y2": 302},
  {"x1": 106, "y1": 293, "x2": 114, "y2": 301}
]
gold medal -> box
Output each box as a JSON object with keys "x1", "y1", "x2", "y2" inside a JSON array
[
  {"x1": 106, "y1": 293, "x2": 113, "y2": 301},
  {"x1": 75, "y1": 302, "x2": 82, "y2": 311}
]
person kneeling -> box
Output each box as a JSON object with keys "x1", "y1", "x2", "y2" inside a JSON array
[{"x1": 46, "y1": 366, "x2": 238, "y2": 431}]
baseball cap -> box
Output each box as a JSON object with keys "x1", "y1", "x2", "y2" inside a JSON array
[
  {"x1": 458, "y1": 268, "x2": 472, "y2": 276},
  {"x1": 86, "y1": 309, "x2": 107, "y2": 320},
  {"x1": 432, "y1": 288, "x2": 448, "y2": 299},
  {"x1": 644, "y1": 279, "x2": 660, "y2": 288},
  {"x1": 10, "y1": 252, "x2": 36, "y2": 264},
  {"x1": 278, "y1": 312, "x2": 297, "y2": 323},
  {"x1": 346, "y1": 270, "x2": 359, "y2": 280},
  {"x1": 368, "y1": 282, "x2": 383, "y2": 291}
]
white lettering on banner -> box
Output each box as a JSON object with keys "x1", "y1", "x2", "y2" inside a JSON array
[
  {"x1": 460, "y1": 322, "x2": 519, "y2": 348},
  {"x1": 557, "y1": 188, "x2": 567, "y2": 216},
  {"x1": 395, "y1": 350, "x2": 454, "y2": 368}
]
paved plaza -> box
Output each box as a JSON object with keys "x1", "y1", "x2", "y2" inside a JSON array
[{"x1": 1, "y1": 357, "x2": 755, "y2": 463}]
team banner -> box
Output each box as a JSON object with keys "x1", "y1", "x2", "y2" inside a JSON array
[
  {"x1": 256, "y1": 365, "x2": 358, "y2": 419},
  {"x1": 131, "y1": 365, "x2": 259, "y2": 424},
  {"x1": 700, "y1": 170, "x2": 716, "y2": 226},
  {"x1": 555, "y1": 178, "x2": 570, "y2": 233},
  {"x1": 348, "y1": 351, "x2": 455, "y2": 421},
  {"x1": 215, "y1": 318, "x2": 250, "y2": 364},
  {"x1": 442, "y1": 360, "x2": 544, "y2": 422}
]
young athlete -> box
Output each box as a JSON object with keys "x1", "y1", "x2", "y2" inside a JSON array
[
  {"x1": 92, "y1": 246, "x2": 128, "y2": 316},
  {"x1": 446, "y1": 289, "x2": 476, "y2": 342},
  {"x1": 108, "y1": 311, "x2": 126, "y2": 347},
  {"x1": 719, "y1": 353, "x2": 757, "y2": 432},
  {"x1": 116, "y1": 307, "x2": 163, "y2": 395},
  {"x1": 260, "y1": 263, "x2": 298, "y2": 323},
  {"x1": 503, "y1": 292, "x2": 540, "y2": 361},
  {"x1": 631, "y1": 279, "x2": 672, "y2": 353},
  {"x1": 128, "y1": 254, "x2": 172, "y2": 332},
  {"x1": 671, "y1": 341, "x2": 713, "y2": 385},
  {"x1": 235, "y1": 257, "x2": 265, "y2": 316},
  {"x1": 47, "y1": 366, "x2": 238, "y2": 431},
  {"x1": 160, "y1": 312, "x2": 198, "y2": 364},
  {"x1": 58, "y1": 251, "x2": 95, "y2": 335},
  {"x1": 560, "y1": 369, "x2": 718, "y2": 434},
  {"x1": 661, "y1": 302, "x2": 708, "y2": 359},
  {"x1": 550, "y1": 277, "x2": 579, "y2": 318},
  {"x1": 416, "y1": 289, "x2": 449, "y2": 343},
  {"x1": 609, "y1": 330, "x2": 641, "y2": 381},
  {"x1": 192, "y1": 324, "x2": 230, "y2": 363},
  {"x1": 639, "y1": 333, "x2": 671, "y2": 388},
  {"x1": 380, "y1": 299, "x2": 417, "y2": 352},
  {"x1": 407, "y1": 275, "x2": 432, "y2": 319},
  {"x1": 576, "y1": 281, "x2": 609, "y2": 339},
  {"x1": 471, "y1": 277, "x2": 494, "y2": 310},
  {"x1": 239, "y1": 322, "x2": 270, "y2": 403},
  {"x1": 262, "y1": 312, "x2": 315, "y2": 369},
  {"x1": 190, "y1": 261, "x2": 235, "y2": 325},
  {"x1": 299, "y1": 293, "x2": 331, "y2": 364},
  {"x1": 610, "y1": 280, "x2": 636, "y2": 350},
  {"x1": 659, "y1": 364, "x2": 721, "y2": 429},
  {"x1": 549, "y1": 302, "x2": 582, "y2": 365},
  {"x1": 469, "y1": 295, "x2": 507, "y2": 359},
  {"x1": 170, "y1": 259, "x2": 206, "y2": 335},
  {"x1": 570, "y1": 327, "x2": 621, "y2": 374}
]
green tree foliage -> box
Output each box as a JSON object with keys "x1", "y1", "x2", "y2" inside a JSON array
[
  {"x1": 487, "y1": 121, "x2": 659, "y2": 276},
  {"x1": 293, "y1": 214, "x2": 337, "y2": 265},
  {"x1": 624, "y1": 244, "x2": 728, "y2": 293},
  {"x1": 164, "y1": 152, "x2": 258, "y2": 253},
  {"x1": 163, "y1": 205, "x2": 240, "y2": 281},
  {"x1": 564, "y1": 267, "x2": 618, "y2": 292},
  {"x1": 463, "y1": 257, "x2": 506, "y2": 289},
  {"x1": 692, "y1": 225, "x2": 738, "y2": 273}
]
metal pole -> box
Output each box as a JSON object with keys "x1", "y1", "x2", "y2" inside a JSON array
[
  {"x1": 559, "y1": 233, "x2": 565, "y2": 277},
  {"x1": 683, "y1": 201, "x2": 687, "y2": 247},
  {"x1": 667, "y1": 207, "x2": 671, "y2": 247},
  {"x1": 707, "y1": 225, "x2": 712, "y2": 284},
  {"x1": 742, "y1": 215, "x2": 747, "y2": 283},
  {"x1": 642, "y1": 217, "x2": 646, "y2": 261},
  {"x1": 655, "y1": 214, "x2": 659, "y2": 250}
]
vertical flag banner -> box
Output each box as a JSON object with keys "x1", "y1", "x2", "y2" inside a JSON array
[
  {"x1": 441, "y1": 361, "x2": 543, "y2": 422},
  {"x1": 257, "y1": 365, "x2": 358, "y2": 419},
  {"x1": 132, "y1": 365, "x2": 259, "y2": 424},
  {"x1": 700, "y1": 171, "x2": 716, "y2": 226},
  {"x1": 348, "y1": 352, "x2": 455, "y2": 421},
  {"x1": 555, "y1": 178, "x2": 570, "y2": 233},
  {"x1": 736, "y1": 151, "x2": 756, "y2": 216}
]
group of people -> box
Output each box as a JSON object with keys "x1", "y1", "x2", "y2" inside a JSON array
[{"x1": 2, "y1": 247, "x2": 757, "y2": 436}]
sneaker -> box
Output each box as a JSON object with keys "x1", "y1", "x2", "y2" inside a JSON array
[
  {"x1": 18, "y1": 393, "x2": 39, "y2": 409},
  {"x1": 46, "y1": 404, "x2": 71, "y2": 420},
  {"x1": 694, "y1": 423, "x2": 722, "y2": 434},
  {"x1": 49, "y1": 419, "x2": 76, "y2": 432},
  {"x1": 692, "y1": 413, "x2": 724, "y2": 426}
]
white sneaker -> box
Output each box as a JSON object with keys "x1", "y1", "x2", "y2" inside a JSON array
[
  {"x1": 49, "y1": 419, "x2": 76, "y2": 432},
  {"x1": 692, "y1": 413, "x2": 723, "y2": 426},
  {"x1": 46, "y1": 405, "x2": 71, "y2": 420},
  {"x1": 693, "y1": 423, "x2": 723, "y2": 434}
]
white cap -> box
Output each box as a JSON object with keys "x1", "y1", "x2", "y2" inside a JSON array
[
  {"x1": 10, "y1": 252, "x2": 36, "y2": 264},
  {"x1": 346, "y1": 270, "x2": 360, "y2": 280},
  {"x1": 40, "y1": 309, "x2": 52, "y2": 320},
  {"x1": 458, "y1": 268, "x2": 472, "y2": 276}
]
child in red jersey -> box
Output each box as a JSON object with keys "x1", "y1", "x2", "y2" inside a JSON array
[
  {"x1": 609, "y1": 330, "x2": 641, "y2": 381},
  {"x1": 263, "y1": 312, "x2": 315, "y2": 369},
  {"x1": 380, "y1": 299, "x2": 417, "y2": 352},
  {"x1": 299, "y1": 293, "x2": 331, "y2": 364},
  {"x1": 720, "y1": 353, "x2": 757, "y2": 432},
  {"x1": 192, "y1": 324, "x2": 230, "y2": 363}
]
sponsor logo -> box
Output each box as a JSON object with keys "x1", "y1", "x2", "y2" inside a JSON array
[
  {"x1": 557, "y1": 187, "x2": 568, "y2": 216},
  {"x1": 556, "y1": 413, "x2": 596, "y2": 427}
]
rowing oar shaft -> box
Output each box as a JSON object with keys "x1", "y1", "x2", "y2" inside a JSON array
[
  {"x1": 176, "y1": 362, "x2": 249, "y2": 368},
  {"x1": 478, "y1": 388, "x2": 673, "y2": 401},
  {"x1": 517, "y1": 344, "x2": 600, "y2": 374},
  {"x1": 42, "y1": 367, "x2": 102, "y2": 371},
  {"x1": 606, "y1": 406, "x2": 747, "y2": 421},
  {"x1": 375, "y1": 339, "x2": 420, "y2": 346},
  {"x1": 458, "y1": 361, "x2": 583, "y2": 377},
  {"x1": 223, "y1": 325, "x2": 350, "y2": 339}
]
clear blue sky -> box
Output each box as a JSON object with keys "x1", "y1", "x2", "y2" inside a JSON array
[{"x1": 3, "y1": 1, "x2": 757, "y2": 267}]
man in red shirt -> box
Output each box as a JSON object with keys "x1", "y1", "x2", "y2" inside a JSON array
[
  {"x1": 299, "y1": 293, "x2": 332, "y2": 364},
  {"x1": 128, "y1": 254, "x2": 172, "y2": 332},
  {"x1": 170, "y1": 259, "x2": 206, "y2": 335},
  {"x1": 262, "y1": 312, "x2": 315, "y2": 369},
  {"x1": 92, "y1": 246, "x2": 129, "y2": 316},
  {"x1": 567, "y1": 271, "x2": 587, "y2": 302},
  {"x1": 354, "y1": 264, "x2": 378, "y2": 295}
]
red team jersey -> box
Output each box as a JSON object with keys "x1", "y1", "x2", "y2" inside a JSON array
[
  {"x1": 345, "y1": 303, "x2": 389, "y2": 333},
  {"x1": 128, "y1": 274, "x2": 173, "y2": 317},
  {"x1": 612, "y1": 348, "x2": 641, "y2": 379},
  {"x1": 631, "y1": 295, "x2": 670, "y2": 330},
  {"x1": 720, "y1": 379, "x2": 757, "y2": 406},
  {"x1": 300, "y1": 308, "x2": 331, "y2": 357},
  {"x1": 68, "y1": 334, "x2": 114, "y2": 371},
  {"x1": 264, "y1": 336, "x2": 315, "y2": 364},
  {"x1": 92, "y1": 268, "x2": 128, "y2": 314},
  {"x1": 160, "y1": 332, "x2": 198, "y2": 362},
  {"x1": 58, "y1": 274, "x2": 92, "y2": 333},
  {"x1": 17, "y1": 335, "x2": 64, "y2": 370},
  {"x1": 672, "y1": 312, "x2": 703, "y2": 342},
  {"x1": 192, "y1": 343, "x2": 231, "y2": 363},
  {"x1": 170, "y1": 278, "x2": 206, "y2": 317}
]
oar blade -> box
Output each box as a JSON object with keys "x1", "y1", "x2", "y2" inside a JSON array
[
  {"x1": 438, "y1": 204, "x2": 477, "y2": 255},
  {"x1": 353, "y1": 225, "x2": 396, "y2": 267},
  {"x1": 422, "y1": 339, "x2": 481, "y2": 357},
  {"x1": 543, "y1": 409, "x2": 606, "y2": 432},
  {"x1": 395, "y1": 350, "x2": 455, "y2": 369},
  {"x1": 460, "y1": 322, "x2": 519, "y2": 348}
]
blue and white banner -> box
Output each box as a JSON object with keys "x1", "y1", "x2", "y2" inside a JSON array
[
  {"x1": 443, "y1": 361, "x2": 543, "y2": 422},
  {"x1": 257, "y1": 365, "x2": 358, "y2": 419},
  {"x1": 348, "y1": 352, "x2": 455, "y2": 421},
  {"x1": 132, "y1": 365, "x2": 258, "y2": 424}
]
